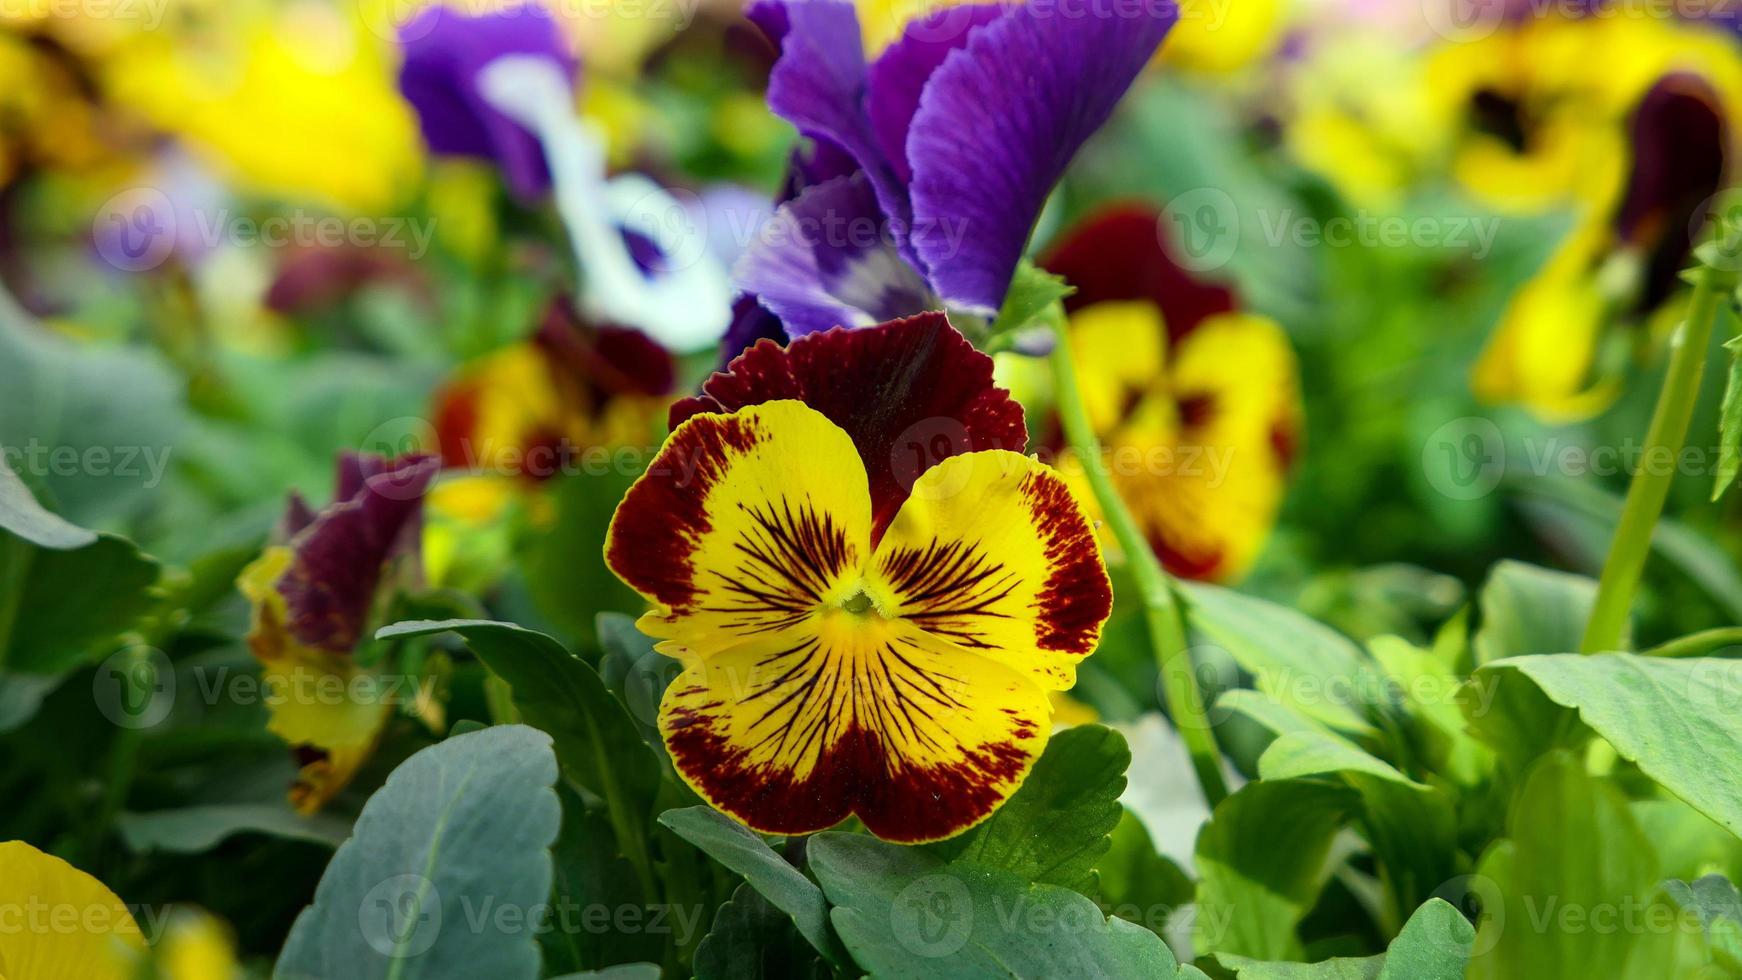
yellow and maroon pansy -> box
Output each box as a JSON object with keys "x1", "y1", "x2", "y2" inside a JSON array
[
  {"x1": 1042, "y1": 204, "x2": 1302, "y2": 583},
  {"x1": 238, "y1": 452, "x2": 438, "y2": 813},
  {"x1": 606, "y1": 313, "x2": 1111, "y2": 843}
]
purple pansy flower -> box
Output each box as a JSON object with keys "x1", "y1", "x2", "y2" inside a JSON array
[
  {"x1": 735, "y1": 0, "x2": 1179, "y2": 343},
  {"x1": 398, "y1": 4, "x2": 578, "y2": 201}
]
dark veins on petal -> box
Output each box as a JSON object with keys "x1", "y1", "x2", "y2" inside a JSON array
[{"x1": 704, "y1": 496, "x2": 858, "y2": 637}]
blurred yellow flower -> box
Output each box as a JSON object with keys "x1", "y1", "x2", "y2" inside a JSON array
[{"x1": 103, "y1": 2, "x2": 422, "y2": 213}]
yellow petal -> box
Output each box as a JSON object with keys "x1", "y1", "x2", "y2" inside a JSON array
[
  {"x1": 607, "y1": 401, "x2": 873, "y2": 659},
  {"x1": 0, "y1": 842, "x2": 145, "y2": 980},
  {"x1": 659, "y1": 613, "x2": 1051, "y2": 843},
  {"x1": 865, "y1": 450, "x2": 1112, "y2": 691}
]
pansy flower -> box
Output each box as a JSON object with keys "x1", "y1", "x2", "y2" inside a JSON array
[
  {"x1": 733, "y1": 0, "x2": 1179, "y2": 342},
  {"x1": 1467, "y1": 18, "x2": 1742, "y2": 418},
  {"x1": 1040, "y1": 204, "x2": 1302, "y2": 582},
  {"x1": 238, "y1": 452, "x2": 439, "y2": 813},
  {"x1": 604, "y1": 313, "x2": 1112, "y2": 842},
  {"x1": 396, "y1": 3, "x2": 735, "y2": 350}
]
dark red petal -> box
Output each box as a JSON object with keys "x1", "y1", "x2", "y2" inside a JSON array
[
  {"x1": 1041, "y1": 203, "x2": 1239, "y2": 344},
  {"x1": 671, "y1": 312, "x2": 1028, "y2": 539},
  {"x1": 1616, "y1": 73, "x2": 1729, "y2": 312},
  {"x1": 279, "y1": 453, "x2": 439, "y2": 652},
  {"x1": 663, "y1": 718, "x2": 1035, "y2": 843},
  {"x1": 535, "y1": 297, "x2": 677, "y2": 399}
]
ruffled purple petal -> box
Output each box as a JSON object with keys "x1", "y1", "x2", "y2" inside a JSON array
[
  {"x1": 733, "y1": 172, "x2": 935, "y2": 338},
  {"x1": 398, "y1": 5, "x2": 578, "y2": 201},
  {"x1": 748, "y1": 0, "x2": 915, "y2": 260},
  {"x1": 866, "y1": 4, "x2": 1009, "y2": 184},
  {"x1": 907, "y1": 1, "x2": 1178, "y2": 314},
  {"x1": 278, "y1": 453, "x2": 439, "y2": 652}
]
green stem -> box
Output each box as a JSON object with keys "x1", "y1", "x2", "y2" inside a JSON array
[
  {"x1": 1048, "y1": 312, "x2": 1229, "y2": 807},
  {"x1": 1640, "y1": 627, "x2": 1742, "y2": 659},
  {"x1": 1581, "y1": 253, "x2": 1736, "y2": 653}
]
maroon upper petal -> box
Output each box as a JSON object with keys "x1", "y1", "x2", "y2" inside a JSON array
[
  {"x1": 278, "y1": 453, "x2": 440, "y2": 652},
  {"x1": 1615, "y1": 73, "x2": 1729, "y2": 312},
  {"x1": 1042, "y1": 203, "x2": 1240, "y2": 344},
  {"x1": 671, "y1": 312, "x2": 1027, "y2": 539}
]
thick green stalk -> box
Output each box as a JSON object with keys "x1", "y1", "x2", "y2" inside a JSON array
[
  {"x1": 1581, "y1": 249, "x2": 1737, "y2": 653},
  {"x1": 1048, "y1": 313, "x2": 1229, "y2": 807}
]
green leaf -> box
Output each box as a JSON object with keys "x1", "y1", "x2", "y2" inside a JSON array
[
  {"x1": 989, "y1": 261, "x2": 1074, "y2": 342},
  {"x1": 1667, "y1": 875, "x2": 1742, "y2": 969},
  {"x1": 118, "y1": 804, "x2": 350, "y2": 853},
  {"x1": 1472, "y1": 561, "x2": 1602, "y2": 663},
  {"x1": 376, "y1": 620, "x2": 663, "y2": 898},
  {"x1": 1099, "y1": 810, "x2": 1193, "y2": 938},
  {"x1": 657, "y1": 806, "x2": 849, "y2": 968},
  {"x1": 1255, "y1": 730, "x2": 1460, "y2": 921},
  {"x1": 692, "y1": 883, "x2": 828, "y2": 980},
  {"x1": 1194, "y1": 779, "x2": 1357, "y2": 960},
  {"x1": 549, "y1": 966, "x2": 662, "y2": 980},
  {"x1": 0, "y1": 532, "x2": 160, "y2": 673},
  {"x1": 1476, "y1": 654, "x2": 1742, "y2": 837},
  {"x1": 1466, "y1": 752, "x2": 1703, "y2": 978},
  {"x1": 0, "y1": 459, "x2": 94, "y2": 549},
  {"x1": 1182, "y1": 583, "x2": 1381, "y2": 735},
  {"x1": 1713, "y1": 336, "x2": 1742, "y2": 501},
  {"x1": 1217, "y1": 898, "x2": 1474, "y2": 979},
  {"x1": 541, "y1": 786, "x2": 664, "y2": 974},
  {"x1": 808, "y1": 833, "x2": 1187, "y2": 979},
  {"x1": 928, "y1": 724, "x2": 1128, "y2": 898},
  {"x1": 1368, "y1": 636, "x2": 1492, "y2": 787},
  {"x1": 275, "y1": 725, "x2": 561, "y2": 980}
]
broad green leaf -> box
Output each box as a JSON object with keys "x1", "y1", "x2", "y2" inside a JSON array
[
  {"x1": 657, "y1": 807, "x2": 849, "y2": 968},
  {"x1": 1216, "y1": 898, "x2": 1474, "y2": 979},
  {"x1": 928, "y1": 724, "x2": 1128, "y2": 898},
  {"x1": 1375, "y1": 898, "x2": 1476, "y2": 979},
  {"x1": 1182, "y1": 583, "x2": 1380, "y2": 734},
  {"x1": 0, "y1": 533, "x2": 160, "y2": 673},
  {"x1": 0, "y1": 672, "x2": 60, "y2": 733},
  {"x1": 1713, "y1": 336, "x2": 1742, "y2": 501},
  {"x1": 376, "y1": 620, "x2": 663, "y2": 896},
  {"x1": 1667, "y1": 875, "x2": 1742, "y2": 970},
  {"x1": 1472, "y1": 561, "x2": 1601, "y2": 663},
  {"x1": 118, "y1": 804, "x2": 349, "y2": 853},
  {"x1": 0, "y1": 312, "x2": 187, "y2": 527},
  {"x1": 275, "y1": 725, "x2": 561, "y2": 980},
  {"x1": 1194, "y1": 779, "x2": 1356, "y2": 960},
  {"x1": 1476, "y1": 654, "x2": 1742, "y2": 837},
  {"x1": 0, "y1": 460, "x2": 94, "y2": 549},
  {"x1": 808, "y1": 833, "x2": 1187, "y2": 979},
  {"x1": 1466, "y1": 753, "x2": 1703, "y2": 978},
  {"x1": 692, "y1": 883, "x2": 828, "y2": 980}
]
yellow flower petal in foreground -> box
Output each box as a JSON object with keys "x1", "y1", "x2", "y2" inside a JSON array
[{"x1": 0, "y1": 842, "x2": 144, "y2": 980}]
